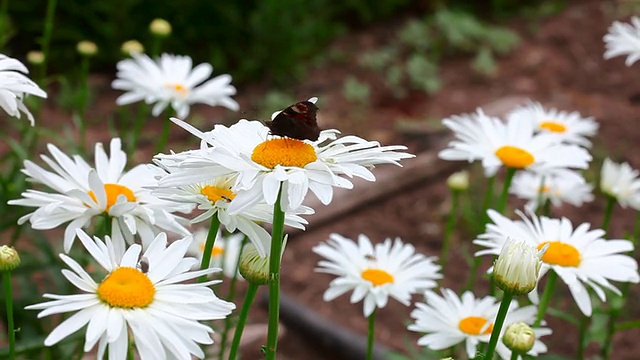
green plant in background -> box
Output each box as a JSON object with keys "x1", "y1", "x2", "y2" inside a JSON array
[
  {"x1": 342, "y1": 76, "x2": 370, "y2": 105},
  {"x1": 357, "y1": 7, "x2": 520, "y2": 99}
]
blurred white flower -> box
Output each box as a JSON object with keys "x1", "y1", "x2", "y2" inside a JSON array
[
  {"x1": 509, "y1": 170, "x2": 594, "y2": 210},
  {"x1": 604, "y1": 16, "x2": 640, "y2": 66},
  {"x1": 438, "y1": 109, "x2": 591, "y2": 177},
  {"x1": 600, "y1": 157, "x2": 640, "y2": 210},
  {"x1": 112, "y1": 53, "x2": 238, "y2": 118},
  {"x1": 0, "y1": 54, "x2": 47, "y2": 125},
  {"x1": 188, "y1": 228, "x2": 244, "y2": 279},
  {"x1": 506, "y1": 102, "x2": 598, "y2": 147}
]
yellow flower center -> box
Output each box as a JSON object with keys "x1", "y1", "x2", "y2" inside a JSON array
[
  {"x1": 539, "y1": 121, "x2": 567, "y2": 133},
  {"x1": 200, "y1": 185, "x2": 236, "y2": 204},
  {"x1": 165, "y1": 83, "x2": 189, "y2": 98},
  {"x1": 539, "y1": 185, "x2": 550, "y2": 193},
  {"x1": 88, "y1": 183, "x2": 136, "y2": 210},
  {"x1": 96, "y1": 267, "x2": 155, "y2": 308},
  {"x1": 251, "y1": 138, "x2": 318, "y2": 169},
  {"x1": 199, "y1": 243, "x2": 225, "y2": 258},
  {"x1": 495, "y1": 146, "x2": 535, "y2": 169},
  {"x1": 459, "y1": 316, "x2": 494, "y2": 335},
  {"x1": 537, "y1": 241, "x2": 581, "y2": 267},
  {"x1": 361, "y1": 268, "x2": 394, "y2": 286}
]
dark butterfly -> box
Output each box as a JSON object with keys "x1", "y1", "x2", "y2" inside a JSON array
[{"x1": 265, "y1": 99, "x2": 321, "y2": 141}]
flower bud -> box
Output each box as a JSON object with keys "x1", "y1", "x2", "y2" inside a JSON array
[
  {"x1": 239, "y1": 243, "x2": 270, "y2": 285},
  {"x1": 121, "y1": 40, "x2": 144, "y2": 56},
  {"x1": 447, "y1": 170, "x2": 469, "y2": 191},
  {"x1": 502, "y1": 322, "x2": 535, "y2": 354},
  {"x1": 0, "y1": 245, "x2": 20, "y2": 271},
  {"x1": 77, "y1": 41, "x2": 98, "y2": 57},
  {"x1": 493, "y1": 237, "x2": 544, "y2": 295},
  {"x1": 26, "y1": 51, "x2": 45, "y2": 65},
  {"x1": 149, "y1": 18, "x2": 172, "y2": 37}
]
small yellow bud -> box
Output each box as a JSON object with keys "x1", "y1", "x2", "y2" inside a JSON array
[
  {"x1": 121, "y1": 40, "x2": 144, "y2": 56},
  {"x1": 502, "y1": 322, "x2": 536, "y2": 354},
  {"x1": 0, "y1": 245, "x2": 20, "y2": 271},
  {"x1": 149, "y1": 18, "x2": 172, "y2": 37},
  {"x1": 447, "y1": 170, "x2": 469, "y2": 191},
  {"x1": 26, "y1": 51, "x2": 45, "y2": 65},
  {"x1": 77, "y1": 41, "x2": 98, "y2": 57}
]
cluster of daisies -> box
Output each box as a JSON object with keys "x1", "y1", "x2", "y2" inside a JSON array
[{"x1": 1, "y1": 12, "x2": 640, "y2": 360}]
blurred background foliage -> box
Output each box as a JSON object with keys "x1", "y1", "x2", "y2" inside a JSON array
[{"x1": 2, "y1": 0, "x2": 561, "y2": 86}]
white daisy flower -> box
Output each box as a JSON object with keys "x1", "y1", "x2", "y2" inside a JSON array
[
  {"x1": 604, "y1": 16, "x2": 640, "y2": 66},
  {"x1": 600, "y1": 157, "x2": 640, "y2": 210},
  {"x1": 474, "y1": 209, "x2": 640, "y2": 316},
  {"x1": 506, "y1": 102, "x2": 598, "y2": 147},
  {"x1": 509, "y1": 170, "x2": 594, "y2": 210},
  {"x1": 0, "y1": 54, "x2": 47, "y2": 125},
  {"x1": 312, "y1": 233, "x2": 441, "y2": 317},
  {"x1": 493, "y1": 237, "x2": 545, "y2": 295},
  {"x1": 157, "y1": 110, "x2": 414, "y2": 213},
  {"x1": 111, "y1": 53, "x2": 238, "y2": 118},
  {"x1": 408, "y1": 289, "x2": 551, "y2": 360},
  {"x1": 438, "y1": 109, "x2": 592, "y2": 177},
  {"x1": 26, "y1": 229, "x2": 235, "y2": 360},
  {"x1": 189, "y1": 228, "x2": 244, "y2": 279},
  {"x1": 8, "y1": 138, "x2": 191, "y2": 253},
  {"x1": 151, "y1": 170, "x2": 313, "y2": 257}
]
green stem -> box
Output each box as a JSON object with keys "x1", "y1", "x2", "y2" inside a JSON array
[
  {"x1": 219, "y1": 236, "x2": 248, "y2": 360},
  {"x1": 227, "y1": 283, "x2": 259, "y2": 360},
  {"x1": 496, "y1": 168, "x2": 516, "y2": 215},
  {"x1": 464, "y1": 175, "x2": 495, "y2": 292},
  {"x1": 156, "y1": 115, "x2": 172, "y2": 154},
  {"x1": 131, "y1": 103, "x2": 149, "y2": 152},
  {"x1": 577, "y1": 315, "x2": 590, "y2": 360},
  {"x1": 535, "y1": 175, "x2": 546, "y2": 215},
  {"x1": 484, "y1": 291, "x2": 514, "y2": 360},
  {"x1": 198, "y1": 215, "x2": 221, "y2": 283},
  {"x1": 601, "y1": 196, "x2": 615, "y2": 234},
  {"x1": 265, "y1": 184, "x2": 286, "y2": 360},
  {"x1": 440, "y1": 189, "x2": 459, "y2": 270},
  {"x1": 3, "y1": 271, "x2": 15, "y2": 360},
  {"x1": 366, "y1": 309, "x2": 376, "y2": 360},
  {"x1": 534, "y1": 271, "x2": 557, "y2": 327},
  {"x1": 41, "y1": 0, "x2": 57, "y2": 77},
  {"x1": 509, "y1": 351, "x2": 518, "y2": 360}
]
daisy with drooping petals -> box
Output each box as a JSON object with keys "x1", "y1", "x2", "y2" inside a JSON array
[
  {"x1": 313, "y1": 233, "x2": 441, "y2": 317},
  {"x1": 151, "y1": 168, "x2": 313, "y2": 257},
  {"x1": 438, "y1": 109, "x2": 592, "y2": 177},
  {"x1": 0, "y1": 54, "x2": 47, "y2": 125},
  {"x1": 506, "y1": 102, "x2": 598, "y2": 147},
  {"x1": 474, "y1": 209, "x2": 640, "y2": 316},
  {"x1": 604, "y1": 16, "x2": 640, "y2": 66},
  {"x1": 112, "y1": 53, "x2": 238, "y2": 118},
  {"x1": 26, "y1": 229, "x2": 235, "y2": 360},
  {"x1": 408, "y1": 289, "x2": 551, "y2": 360},
  {"x1": 600, "y1": 157, "x2": 640, "y2": 210},
  {"x1": 509, "y1": 170, "x2": 594, "y2": 210},
  {"x1": 189, "y1": 228, "x2": 245, "y2": 279},
  {"x1": 157, "y1": 101, "x2": 414, "y2": 213},
  {"x1": 8, "y1": 138, "x2": 191, "y2": 253}
]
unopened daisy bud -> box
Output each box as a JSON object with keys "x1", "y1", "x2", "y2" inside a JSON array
[
  {"x1": 121, "y1": 40, "x2": 144, "y2": 56},
  {"x1": 447, "y1": 170, "x2": 469, "y2": 191},
  {"x1": 0, "y1": 246, "x2": 20, "y2": 271},
  {"x1": 239, "y1": 243, "x2": 270, "y2": 285},
  {"x1": 77, "y1": 41, "x2": 98, "y2": 57},
  {"x1": 26, "y1": 50, "x2": 45, "y2": 65},
  {"x1": 149, "y1": 18, "x2": 172, "y2": 37},
  {"x1": 493, "y1": 237, "x2": 544, "y2": 295},
  {"x1": 502, "y1": 322, "x2": 535, "y2": 354}
]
